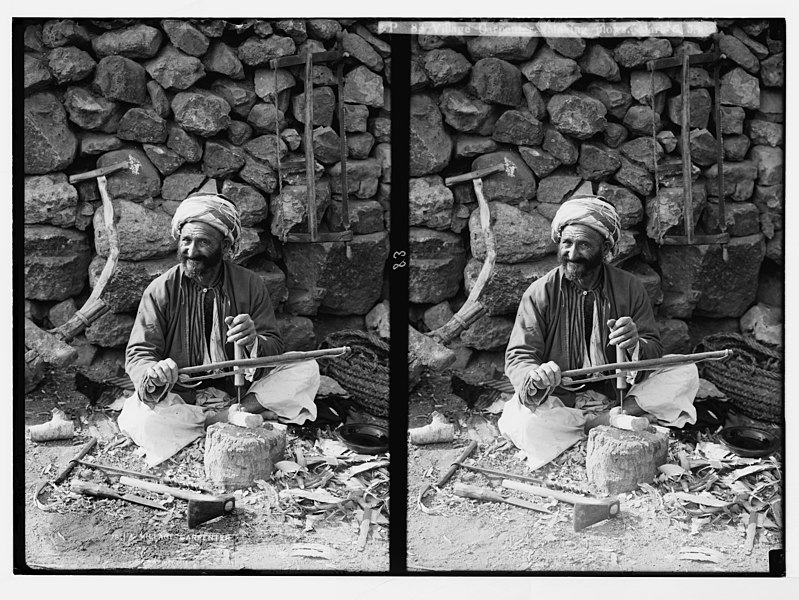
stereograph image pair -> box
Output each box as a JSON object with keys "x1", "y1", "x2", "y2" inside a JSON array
[{"x1": 17, "y1": 16, "x2": 784, "y2": 574}]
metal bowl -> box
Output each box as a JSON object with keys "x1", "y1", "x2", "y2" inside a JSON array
[
  {"x1": 336, "y1": 423, "x2": 389, "y2": 455},
  {"x1": 720, "y1": 426, "x2": 778, "y2": 458}
]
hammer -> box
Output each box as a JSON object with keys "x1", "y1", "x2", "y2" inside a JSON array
[
  {"x1": 502, "y1": 479, "x2": 620, "y2": 532},
  {"x1": 119, "y1": 476, "x2": 236, "y2": 528},
  {"x1": 417, "y1": 440, "x2": 478, "y2": 504}
]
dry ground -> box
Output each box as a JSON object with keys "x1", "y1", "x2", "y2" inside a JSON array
[
  {"x1": 21, "y1": 366, "x2": 389, "y2": 573},
  {"x1": 407, "y1": 370, "x2": 783, "y2": 574}
]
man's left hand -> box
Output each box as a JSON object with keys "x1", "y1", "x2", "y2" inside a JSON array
[
  {"x1": 225, "y1": 314, "x2": 257, "y2": 348},
  {"x1": 607, "y1": 316, "x2": 639, "y2": 351}
]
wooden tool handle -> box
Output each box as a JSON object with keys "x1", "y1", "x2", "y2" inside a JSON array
[
  {"x1": 502, "y1": 479, "x2": 607, "y2": 507},
  {"x1": 233, "y1": 342, "x2": 245, "y2": 387},
  {"x1": 70, "y1": 479, "x2": 121, "y2": 500},
  {"x1": 453, "y1": 482, "x2": 503, "y2": 503},
  {"x1": 120, "y1": 476, "x2": 214, "y2": 502},
  {"x1": 54, "y1": 437, "x2": 97, "y2": 485},
  {"x1": 435, "y1": 440, "x2": 478, "y2": 488},
  {"x1": 615, "y1": 345, "x2": 627, "y2": 390}
]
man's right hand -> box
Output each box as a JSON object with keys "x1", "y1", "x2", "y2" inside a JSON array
[
  {"x1": 146, "y1": 358, "x2": 179, "y2": 387},
  {"x1": 527, "y1": 361, "x2": 562, "y2": 390}
]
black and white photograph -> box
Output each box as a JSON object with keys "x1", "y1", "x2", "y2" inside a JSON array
[
  {"x1": 405, "y1": 17, "x2": 786, "y2": 574},
  {"x1": 16, "y1": 16, "x2": 392, "y2": 572}
]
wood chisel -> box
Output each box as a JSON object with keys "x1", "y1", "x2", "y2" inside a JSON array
[
  {"x1": 70, "y1": 479, "x2": 168, "y2": 510},
  {"x1": 454, "y1": 482, "x2": 553, "y2": 514}
]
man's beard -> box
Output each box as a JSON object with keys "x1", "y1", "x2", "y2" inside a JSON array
[
  {"x1": 179, "y1": 247, "x2": 223, "y2": 281},
  {"x1": 560, "y1": 251, "x2": 603, "y2": 283}
]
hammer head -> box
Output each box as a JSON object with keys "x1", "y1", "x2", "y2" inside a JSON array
[
  {"x1": 187, "y1": 495, "x2": 236, "y2": 528},
  {"x1": 573, "y1": 498, "x2": 620, "y2": 532}
]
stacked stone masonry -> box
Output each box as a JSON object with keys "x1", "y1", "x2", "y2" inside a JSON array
[
  {"x1": 23, "y1": 18, "x2": 392, "y2": 374},
  {"x1": 409, "y1": 21, "x2": 784, "y2": 371}
]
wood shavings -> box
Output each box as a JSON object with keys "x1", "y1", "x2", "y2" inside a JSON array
[
  {"x1": 290, "y1": 543, "x2": 334, "y2": 560},
  {"x1": 679, "y1": 546, "x2": 724, "y2": 563}
]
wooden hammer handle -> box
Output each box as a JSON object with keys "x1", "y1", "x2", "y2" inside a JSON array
[
  {"x1": 233, "y1": 342, "x2": 245, "y2": 387},
  {"x1": 119, "y1": 476, "x2": 223, "y2": 502},
  {"x1": 435, "y1": 440, "x2": 478, "y2": 488},
  {"x1": 502, "y1": 479, "x2": 611, "y2": 507},
  {"x1": 54, "y1": 437, "x2": 97, "y2": 485}
]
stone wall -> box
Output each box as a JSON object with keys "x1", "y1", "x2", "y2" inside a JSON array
[
  {"x1": 23, "y1": 18, "x2": 392, "y2": 377},
  {"x1": 408, "y1": 20, "x2": 784, "y2": 376}
]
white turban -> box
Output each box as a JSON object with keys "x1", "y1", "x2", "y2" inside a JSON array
[
  {"x1": 171, "y1": 193, "x2": 242, "y2": 253},
  {"x1": 551, "y1": 195, "x2": 621, "y2": 254}
]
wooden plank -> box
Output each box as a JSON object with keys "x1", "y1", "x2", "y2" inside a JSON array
[
  {"x1": 285, "y1": 231, "x2": 354, "y2": 243},
  {"x1": 269, "y1": 50, "x2": 341, "y2": 69},
  {"x1": 647, "y1": 51, "x2": 721, "y2": 71}
]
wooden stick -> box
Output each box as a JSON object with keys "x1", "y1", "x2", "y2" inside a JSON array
[
  {"x1": 562, "y1": 349, "x2": 732, "y2": 380},
  {"x1": 178, "y1": 346, "x2": 350, "y2": 377},
  {"x1": 681, "y1": 52, "x2": 695, "y2": 244},
  {"x1": 304, "y1": 51, "x2": 317, "y2": 242}
]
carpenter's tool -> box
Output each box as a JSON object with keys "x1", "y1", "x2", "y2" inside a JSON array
[
  {"x1": 119, "y1": 476, "x2": 235, "y2": 528},
  {"x1": 177, "y1": 346, "x2": 351, "y2": 385},
  {"x1": 454, "y1": 482, "x2": 554, "y2": 515},
  {"x1": 70, "y1": 479, "x2": 168, "y2": 511},
  {"x1": 418, "y1": 440, "x2": 478, "y2": 503},
  {"x1": 453, "y1": 462, "x2": 592, "y2": 496},
  {"x1": 614, "y1": 342, "x2": 626, "y2": 411},
  {"x1": 74, "y1": 459, "x2": 213, "y2": 494},
  {"x1": 233, "y1": 340, "x2": 245, "y2": 407},
  {"x1": 608, "y1": 407, "x2": 650, "y2": 432},
  {"x1": 502, "y1": 479, "x2": 620, "y2": 532},
  {"x1": 34, "y1": 437, "x2": 98, "y2": 506}
]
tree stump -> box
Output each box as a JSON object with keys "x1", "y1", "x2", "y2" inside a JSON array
[
  {"x1": 586, "y1": 425, "x2": 669, "y2": 495},
  {"x1": 204, "y1": 422, "x2": 286, "y2": 490}
]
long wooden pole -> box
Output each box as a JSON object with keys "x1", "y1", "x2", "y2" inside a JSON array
[{"x1": 562, "y1": 349, "x2": 732, "y2": 379}]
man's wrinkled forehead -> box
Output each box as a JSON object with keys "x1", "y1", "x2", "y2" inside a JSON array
[
  {"x1": 559, "y1": 223, "x2": 605, "y2": 244},
  {"x1": 179, "y1": 221, "x2": 225, "y2": 242}
]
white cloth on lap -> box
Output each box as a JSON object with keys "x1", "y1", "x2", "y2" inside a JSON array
[{"x1": 498, "y1": 362, "x2": 699, "y2": 471}]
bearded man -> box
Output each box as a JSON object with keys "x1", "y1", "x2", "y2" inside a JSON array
[
  {"x1": 498, "y1": 196, "x2": 699, "y2": 469},
  {"x1": 119, "y1": 192, "x2": 319, "y2": 466}
]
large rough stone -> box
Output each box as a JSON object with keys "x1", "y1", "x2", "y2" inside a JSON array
[
  {"x1": 492, "y1": 110, "x2": 544, "y2": 146},
  {"x1": 702, "y1": 201, "x2": 760, "y2": 237},
  {"x1": 546, "y1": 37, "x2": 585, "y2": 59},
  {"x1": 246, "y1": 257, "x2": 288, "y2": 309},
  {"x1": 464, "y1": 255, "x2": 560, "y2": 316},
  {"x1": 766, "y1": 230, "x2": 783, "y2": 265},
  {"x1": 167, "y1": 124, "x2": 203, "y2": 162},
  {"x1": 161, "y1": 167, "x2": 206, "y2": 201},
  {"x1": 85, "y1": 311, "x2": 135, "y2": 348},
  {"x1": 147, "y1": 81, "x2": 171, "y2": 119},
  {"x1": 269, "y1": 182, "x2": 331, "y2": 239},
  {"x1": 667, "y1": 88, "x2": 712, "y2": 129},
  {"x1": 718, "y1": 33, "x2": 760, "y2": 74},
  {"x1": 94, "y1": 199, "x2": 176, "y2": 260},
  {"x1": 677, "y1": 129, "x2": 717, "y2": 167},
  {"x1": 97, "y1": 148, "x2": 162, "y2": 201},
  {"x1": 63, "y1": 86, "x2": 122, "y2": 132},
  {"x1": 752, "y1": 184, "x2": 784, "y2": 238},
  {"x1": 408, "y1": 228, "x2": 466, "y2": 304},
  {"x1": 171, "y1": 90, "x2": 231, "y2": 137},
  {"x1": 624, "y1": 261, "x2": 663, "y2": 309},
  {"x1": 645, "y1": 184, "x2": 707, "y2": 242},
  {"x1": 221, "y1": 180, "x2": 268, "y2": 227},
  {"x1": 655, "y1": 317, "x2": 690, "y2": 354},
  {"x1": 471, "y1": 151, "x2": 536, "y2": 204},
  {"x1": 328, "y1": 159, "x2": 382, "y2": 198},
  {"x1": 466, "y1": 36, "x2": 538, "y2": 61},
  {"x1": 721, "y1": 67, "x2": 761, "y2": 109},
  {"x1": 24, "y1": 92, "x2": 78, "y2": 175},
  {"x1": 521, "y1": 46, "x2": 581, "y2": 93},
  {"x1": 88, "y1": 255, "x2": 176, "y2": 312},
  {"x1": 409, "y1": 176, "x2": 454, "y2": 230},
  {"x1": 341, "y1": 32, "x2": 383, "y2": 72},
  {"x1": 468, "y1": 58, "x2": 523, "y2": 106},
  {"x1": 202, "y1": 140, "x2": 246, "y2": 177},
  {"x1": 410, "y1": 94, "x2": 452, "y2": 176},
  {"x1": 342, "y1": 104, "x2": 369, "y2": 133},
  {"x1": 24, "y1": 53, "x2": 53, "y2": 92},
  {"x1": 312, "y1": 127, "x2": 341, "y2": 164},
  {"x1": 547, "y1": 92, "x2": 607, "y2": 140},
  {"x1": 720, "y1": 106, "x2": 746, "y2": 134},
  {"x1": 247, "y1": 102, "x2": 285, "y2": 134},
  {"x1": 237, "y1": 35, "x2": 296, "y2": 67},
  {"x1": 143, "y1": 143, "x2": 185, "y2": 175},
  {"x1": 438, "y1": 88, "x2": 498, "y2": 134},
  {"x1": 93, "y1": 55, "x2": 148, "y2": 104},
  {"x1": 470, "y1": 201, "x2": 555, "y2": 263},
  {"x1": 211, "y1": 79, "x2": 257, "y2": 118},
  {"x1": 723, "y1": 135, "x2": 751, "y2": 161},
  {"x1": 253, "y1": 67, "x2": 295, "y2": 102},
  {"x1": 342, "y1": 66, "x2": 384, "y2": 107},
  {"x1": 760, "y1": 53, "x2": 784, "y2": 88},
  {"x1": 41, "y1": 19, "x2": 92, "y2": 49},
  {"x1": 746, "y1": 120, "x2": 784, "y2": 147},
  {"x1": 542, "y1": 126, "x2": 578, "y2": 165},
  {"x1": 604, "y1": 123, "x2": 628, "y2": 149},
  {"x1": 202, "y1": 41, "x2": 245, "y2": 79},
  {"x1": 519, "y1": 146, "x2": 561, "y2": 178},
  {"x1": 630, "y1": 70, "x2": 671, "y2": 106},
  {"x1": 239, "y1": 156, "x2": 278, "y2": 195},
  {"x1": 422, "y1": 48, "x2": 471, "y2": 87},
  {"x1": 24, "y1": 225, "x2": 92, "y2": 301},
  {"x1": 145, "y1": 45, "x2": 205, "y2": 91},
  {"x1": 749, "y1": 145, "x2": 783, "y2": 186},
  {"x1": 740, "y1": 303, "x2": 782, "y2": 348},
  {"x1": 283, "y1": 231, "x2": 389, "y2": 315},
  {"x1": 623, "y1": 105, "x2": 662, "y2": 137},
  {"x1": 91, "y1": 24, "x2": 163, "y2": 59},
  {"x1": 704, "y1": 161, "x2": 758, "y2": 202},
  {"x1": 307, "y1": 19, "x2": 342, "y2": 41},
  {"x1": 291, "y1": 86, "x2": 335, "y2": 127},
  {"x1": 613, "y1": 38, "x2": 672, "y2": 68},
  {"x1": 204, "y1": 423, "x2": 286, "y2": 490},
  {"x1": 621, "y1": 137, "x2": 663, "y2": 173},
  {"x1": 325, "y1": 199, "x2": 384, "y2": 235},
  {"x1": 24, "y1": 173, "x2": 78, "y2": 227},
  {"x1": 276, "y1": 314, "x2": 316, "y2": 351},
  {"x1": 658, "y1": 234, "x2": 766, "y2": 318},
  {"x1": 597, "y1": 182, "x2": 643, "y2": 228},
  {"x1": 116, "y1": 107, "x2": 168, "y2": 143},
  {"x1": 274, "y1": 19, "x2": 307, "y2": 43},
  {"x1": 587, "y1": 426, "x2": 669, "y2": 495},
  {"x1": 614, "y1": 156, "x2": 653, "y2": 197},
  {"x1": 536, "y1": 171, "x2": 582, "y2": 204},
  {"x1": 47, "y1": 46, "x2": 96, "y2": 84},
  {"x1": 578, "y1": 143, "x2": 621, "y2": 180},
  {"x1": 757, "y1": 89, "x2": 784, "y2": 122},
  {"x1": 587, "y1": 81, "x2": 633, "y2": 120},
  {"x1": 578, "y1": 43, "x2": 620, "y2": 81},
  {"x1": 460, "y1": 314, "x2": 515, "y2": 351},
  {"x1": 161, "y1": 19, "x2": 209, "y2": 57}
]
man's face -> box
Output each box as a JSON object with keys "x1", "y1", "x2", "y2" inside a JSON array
[
  {"x1": 178, "y1": 222, "x2": 227, "y2": 280},
  {"x1": 558, "y1": 224, "x2": 607, "y2": 282}
]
